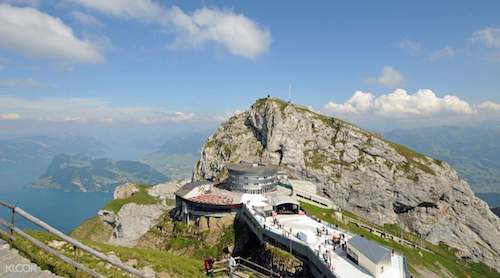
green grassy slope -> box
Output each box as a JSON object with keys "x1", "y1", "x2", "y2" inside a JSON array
[
  {"x1": 1, "y1": 230, "x2": 204, "y2": 278},
  {"x1": 300, "y1": 201, "x2": 499, "y2": 278}
]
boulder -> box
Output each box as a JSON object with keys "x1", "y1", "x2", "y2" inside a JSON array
[
  {"x1": 147, "y1": 179, "x2": 189, "y2": 200},
  {"x1": 108, "y1": 203, "x2": 166, "y2": 247},
  {"x1": 113, "y1": 183, "x2": 139, "y2": 200}
]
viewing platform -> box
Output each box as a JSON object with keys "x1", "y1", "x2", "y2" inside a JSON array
[
  {"x1": 240, "y1": 194, "x2": 409, "y2": 278},
  {"x1": 175, "y1": 162, "x2": 410, "y2": 278}
]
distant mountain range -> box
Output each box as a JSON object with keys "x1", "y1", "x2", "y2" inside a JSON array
[
  {"x1": 385, "y1": 126, "x2": 500, "y2": 193},
  {"x1": 141, "y1": 132, "x2": 209, "y2": 180},
  {"x1": 0, "y1": 135, "x2": 107, "y2": 190},
  {"x1": 0, "y1": 133, "x2": 208, "y2": 192},
  {"x1": 32, "y1": 154, "x2": 168, "y2": 192}
]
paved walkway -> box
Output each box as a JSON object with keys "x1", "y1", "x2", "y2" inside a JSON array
[
  {"x1": 0, "y1": 239, "x2": 60, "y2": 278},
  {"x1": 241, "y1": 194, "x2": 406, "y2": 278}
]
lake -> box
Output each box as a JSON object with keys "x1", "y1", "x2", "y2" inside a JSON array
[
  {"x1": 0, "y1": 188, "x2": 112, "y2": 234},
  {"x1": 476, "y1": 192, "x2": 500, "y2": 208}
]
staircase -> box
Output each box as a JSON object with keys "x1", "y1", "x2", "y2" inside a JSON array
[{"x1": 0, "y1": 239, "x2": 60, "y2": 278}]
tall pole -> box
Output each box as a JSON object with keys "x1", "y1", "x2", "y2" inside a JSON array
[{"x1": 288, "y1": 84, "x2": 292, "y2": 102}]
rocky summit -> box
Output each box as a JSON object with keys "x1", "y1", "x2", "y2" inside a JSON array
[{"x1": 194, "y1": 97, "x2": 500, "y2": 271}]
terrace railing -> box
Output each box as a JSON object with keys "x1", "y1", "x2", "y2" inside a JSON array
[
  {"x1": 0, "y1": 200, "x2": 146, "y2": 278},
  {"x1": 212, "y1": 256, "x2": 280, "y2": 277}
]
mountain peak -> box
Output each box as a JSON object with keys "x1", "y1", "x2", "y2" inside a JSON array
[{"x1": 194, "y1": 98, "x2": 500, "y2": 271}]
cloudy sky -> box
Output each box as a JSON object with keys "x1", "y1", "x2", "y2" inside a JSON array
[{"x1": 0, "y1": 0, "x2": 499, "y2": 134}]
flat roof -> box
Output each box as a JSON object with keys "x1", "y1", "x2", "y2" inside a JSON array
[
  {"x1": 227, "y1": 162, "x2": 279, "y2": 175},
  {"x1": 175, "y1": 180, "x2": 212, "y2": 197},
  {"x1": 348, "y1": 236, "x2": 391, "y2": 264},
  {"x1": 288, "y1": 179, "x2": 318, "y2": 192},
  {"x1": 267, "y1": 194, "x2": 299, "y2": 206}
]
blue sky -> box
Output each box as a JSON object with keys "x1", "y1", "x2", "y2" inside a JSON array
[{"x1": 0, "y1": 0, "x2": 500, "y2": 133}]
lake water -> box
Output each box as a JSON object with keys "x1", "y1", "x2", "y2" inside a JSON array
[
  {"x1": 476, "y1": 192, "x2": 500, "y2": 208},
  {"x1": 0, "y1": 188, "x2": 112, "y2": 234}
]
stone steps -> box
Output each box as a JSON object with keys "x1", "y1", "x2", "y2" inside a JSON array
[{"x1": 0, "y1": 239, "x2": 60, "y2": 278}]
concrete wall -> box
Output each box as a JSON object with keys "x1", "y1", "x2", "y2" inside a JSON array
[
  {"x1": 288, "y1": 179, "x2": 333, "y2": 208},
  {"x1": 229, "y1": 171, "x2": 279, "y2": 193},
  {"x1": 239, "y1": 205, "x2": 335, "y2": 278}
]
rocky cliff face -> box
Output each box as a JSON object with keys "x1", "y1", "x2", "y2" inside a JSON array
[
  {"x1": 98, "y1": 184, "x2": 168, "y2": 247},
  {"x1": 194, "y1": 98, "x2": 500, "y2": 270}
]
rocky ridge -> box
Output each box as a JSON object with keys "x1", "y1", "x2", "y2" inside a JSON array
[{"x1": 193, "y1": 98, "x2": 500, "y2": 271}]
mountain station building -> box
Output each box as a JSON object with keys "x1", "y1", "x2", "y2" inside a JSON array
[{"x1": 174, "y1": 162, "x2": 409, "y2": 278}]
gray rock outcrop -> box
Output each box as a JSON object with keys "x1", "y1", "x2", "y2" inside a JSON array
[
  {"x1": 97, "y1": 184, "x2": 167, "y2": 247},
  {"x1": 113, "y1": 183, "x2": 139, "y2": 200},
  {"x1": 107, "y1": 203, "x2": 166, "y2": 247},
  {"x1": 193, "y1": 98, "x2": 500, "y2": 271},
  {"x1": 147, "y1": 179, "x2": 189, "y2": 200}
]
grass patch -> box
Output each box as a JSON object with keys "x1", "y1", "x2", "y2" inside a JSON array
[
  {"x1": 103, "y1": 184, "x2": 159, "y2": 213},
  {"x1": 2, "y1": 230, "x2": 205, "y2": 278},
  {"x1": 205, "y1": 139, "x2": 216, "y2": 148},
  {"x1": 304, "y1": 149, "x2": 328, "y2": 170},
  {"x1": 255, "y1": 97, "x2": 289, "y2": 117},
  {"x1": 385, "y1": 141, "x2": 436, "y2": 176},
  {"x1": 70, "y1": 216, "x2": 112, "y2": 242},
  {"x1": 304, "y1": 148, "x2": 350, "y2": 170},
  {"x1": 223, "y1": 144, "x2": 237, "y2": 158},
  {"x1": 299, "y1": 202, "x2": 499, "y2": 278},
  {"x1": 168, "y1": 222, "x2": 235, "y2": 260}
]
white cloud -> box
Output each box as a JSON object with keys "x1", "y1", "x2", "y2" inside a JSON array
[
  {"x1": 166, "y1": 7, "x2": 271, "y2": 58},
  {"x1": 428, "y1": 46, "x2": 455, "y2": 62},
  {"x1": 325, "y1": 91, "x2": 373, "y2": 114},
  {"x1": 0, "y1": 96, "x2": 200, "y2": 124},
  {"x1": 398, "y1": 39, "x2": 421, "y2": 55},
  {"x1": 371, "y1": 66, "x2": 406, "y2": 88},
  {"x1": 72, "y1": 0, "x2": 271, "y2": 58},
  {"x1": 471, "y1": 27, "x2": 500, "y2": 48},
  {"x1": 0, "y1": 4, "x2": 102, "y2": 63},
  {"x1": 478, "y1": 101, "x2": 500, "y2": 111},
  {"x1": 71, "y1": 11, "x2": 101, "y2": 26},
  {"x1": 0, "y1": 78, "x2": 44, "y2": 89},
  {"x1": 72, "y1": 0, "x2": 165, "y2": 21},
  {"x1": 0, "y1": 113, "x2": 21, "y2": 120},
  {"x1": 324, "y1": 89, "x2": 475, "y2": 118}
]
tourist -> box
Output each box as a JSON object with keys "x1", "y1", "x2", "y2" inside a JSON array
[
  {"x1": 228, "y1": 256, "x2": 237, "y2": 277},
  {"x1": 322, "y1": 251, "x2": 328, "y2": 264},
  {"x1": 204, "y1": 258, "x2": 214, "y2": 277}
]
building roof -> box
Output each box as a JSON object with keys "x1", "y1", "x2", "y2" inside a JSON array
[
  {"x1": 175, "y1": 180, "x2": 212, "y2": 198},
  {"x1": 288, "y1": 179, "x2": 318, "y2": 192},
  {"x1": 227, "y1": 162, "x2": 279, "y2": 175},
  {"x1": 348, "y1": 236, "x2": 391, "y2": 264},
  {"x1": 268, "y1": 194, "x2": 299, "y2": 207},
  {"x1": 189, "y1": 194, "x2": 234, "y2": 205}
]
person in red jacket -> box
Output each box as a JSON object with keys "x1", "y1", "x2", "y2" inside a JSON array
[{"x1": 204, "y1": 258, "x2": 214, "y2": 276}]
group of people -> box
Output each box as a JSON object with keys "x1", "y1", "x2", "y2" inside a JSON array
[
  {"x1": 204, "y1": 256, "x2": 237, "y2": 277},
  {"x1": 315, "y1": 226, "x2": 348, "y2": 271}
]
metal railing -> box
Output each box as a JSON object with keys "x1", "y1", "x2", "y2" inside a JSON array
[
  {"x1": 341, "y1": 215, "x2": 433, "y2": 253},
  {"x1": 0, "y1": 200, "x2": 146, "y2": 278},
  {"x1": 212, "y1": 256, "x2": 280, "y2": 277},
  {"x1": 240, "y1": 205, "x2": 336, "y2": 278}
]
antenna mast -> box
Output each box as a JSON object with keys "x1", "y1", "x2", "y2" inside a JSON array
[{"x1": 288, "y1": 84, "x2": 292, "y2": 103}]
